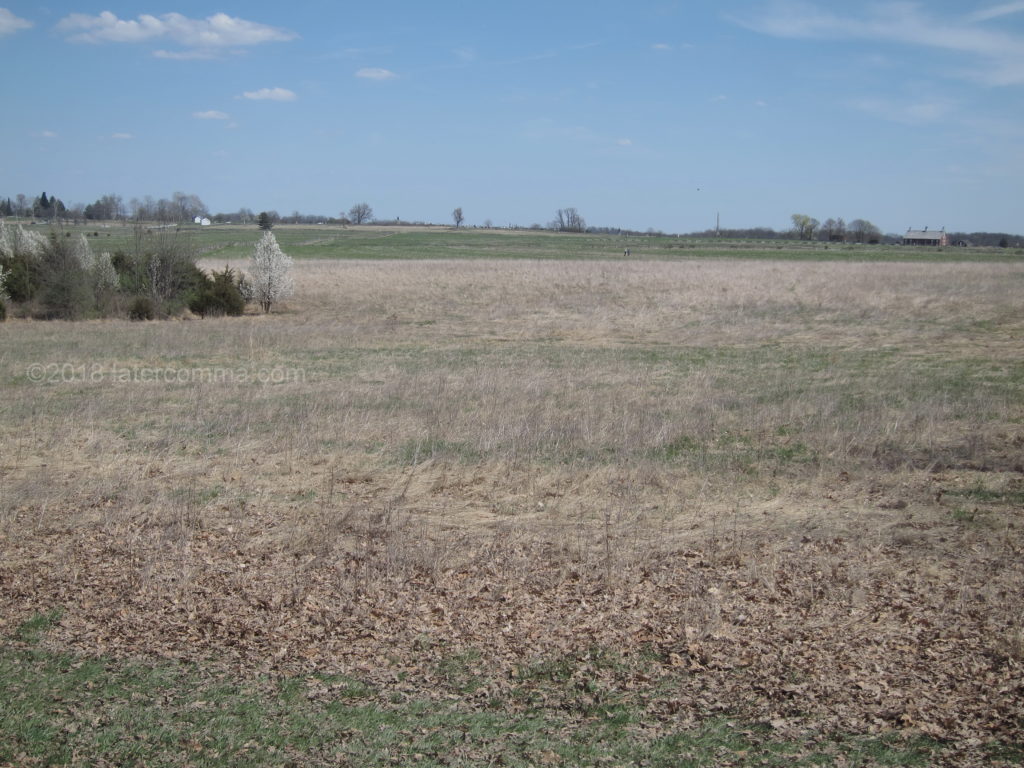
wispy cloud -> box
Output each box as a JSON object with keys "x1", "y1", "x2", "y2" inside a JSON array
[
  {"x1": 651, "y1": 42, "x2": 672, "y2": 51},
  {"x1": 38, "y1": 130, "x2": 57, "y2": 139},
  {"x1": 153, "y1": 48, "x2": 216, "y2": 60},
  {"x1": 111, "y1": 132, "x2": 134, "y2": 139},
  {"x1": 241, "y1": 87, "x2": 296, "y2": 101},
  {"x1": 193, "y1": 110, "x2": 230, "y2": 120},
  {"x1": 970, "y1": 1, "x2": 1024, "y2": 21},
  {"x1": 617, "y1": 138, "x2": 633, "y2": 146},
  {"x1": 732, "y1": 2, "x2": 1024, "y2": 86},
  {"x1": 355, "y1": 67, "x2": 397, "y2": 80},
  {"x1": 0, "y1": 7, "x2": 32, "y2": 36},
  {"x1": 55, "y1": 11, "x2": 296, "y2": 58}
]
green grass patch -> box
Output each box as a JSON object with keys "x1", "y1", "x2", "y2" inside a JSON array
[
  {"x1": 396, "y1": 437, "x2": 480, "y2": 464},
  {"x1": 0, "y1": 614, "x2": 986, "y2": 767},
  {"x1": 946, "y1": 481, "x2": 1024, "y2": 506}
]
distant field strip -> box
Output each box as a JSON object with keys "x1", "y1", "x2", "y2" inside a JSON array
[{"x1": 32, "y1": 222, "x2": 1024, "y2": 262}]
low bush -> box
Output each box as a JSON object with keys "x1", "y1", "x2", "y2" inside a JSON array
[
  {"x1": 1, "y1": 253, "x2": 41, "y2": 302},
  {"x1": 127, "y1": 295, "x2": 155, "y2": 321},
  {"x1": 189, "y1": 267, "x2": 246, "y2": 317}
]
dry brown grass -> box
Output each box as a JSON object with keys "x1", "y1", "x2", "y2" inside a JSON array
[
  {"x1": 1, "y1": 257, "x2": 1022, "y2": 748},
  {"x1": 2, "y1": 257, "x2": 1022, "y2": 553}
]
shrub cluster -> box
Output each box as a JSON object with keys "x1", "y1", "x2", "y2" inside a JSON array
[
  {"x1": 0, "y1": 222, "x2": 245, "y2": 320},
  {"x1": 189, "y1": 267, "x2": 246, "y2": 317}
]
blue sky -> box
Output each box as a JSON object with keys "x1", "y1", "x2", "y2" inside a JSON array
[{"x1": 2, "y1": 1, "x2": 1022, "y2": 234}]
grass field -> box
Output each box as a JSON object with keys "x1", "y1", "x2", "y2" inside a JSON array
[
  {"x1": 1, "y1": 228, "x2": 1023, "y2": 765},
  {"x1": 29, "y1": 219, "x2": 1024, "y2": 262}
]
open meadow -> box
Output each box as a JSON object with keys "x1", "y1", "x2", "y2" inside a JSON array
[
  {"x1": 1, "y1": 229, "x2": 1023, "y2": 765},
  {"x1": 40, "y1": 219, "x2": 1024, "y2": 262}
]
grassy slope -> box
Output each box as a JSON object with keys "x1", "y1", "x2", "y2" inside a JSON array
[{"x1": 35, "y1": 221, "x2": 1024, "y2": 262}]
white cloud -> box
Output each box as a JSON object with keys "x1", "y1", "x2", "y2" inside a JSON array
[
  {"x1": 111, "y1": 132, "x2": 133, "y2": 139},
  {"x1": 153, "y1": 48, "x2": 216, "y2": 60},
  {"x1": 651, "y1": 42, "x2": 672, "y2": 51},
  {"x1": 453, "y1": 47, "x2": 476, "y2": 62},
  {"x1": 39, "y1": 130, "x2": 57, "y2": 139},
  {"x1": 193, "y1": 110, "x2": 230, "y2": 120},
  {"x1": 356, "y1": 67, "x2": 397, "y2": 80},
  {"x1": 241, "y1": 87, "x2": 296, "y2": 101},
  {"x1": 617, "y1": 138, "x2": 633, "y2": 146},
  {"x1": 0, "y1": 8, "x2": 32, "y2": 36},
  {"x1": 56, "y1": 11, "x2": 296, "y2": 56},
  {"x1": 731, "y1": 2, "x2": 1024, "y2": 86},
  {"x1": 755, "y1": 99, "x2": 768, "y2": 107}
]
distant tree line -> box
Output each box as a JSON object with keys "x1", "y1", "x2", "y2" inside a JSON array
[
  {"x1": 0, "y1": 190, "x2": 209, "y2": 224},
  {"x1": 0, "y1": 191, "x2": 69, "y2": 219},
  {"x1": 3, "y1": 189, "x2": 1021, "y2": 245},
  {"x1": 787, "y1": 214, "x2": 884, "y2": 243},
  {"x1": 944, "y1": 232, "x2": 1022, "y2": 248}
]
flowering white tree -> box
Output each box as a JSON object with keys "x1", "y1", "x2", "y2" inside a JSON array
[
  {"x1": 0, "y1": 221, "x2": 46, "y2": 261},
  {"x1": 0, "y1": 222, "x2": 46, "y2": 304},
  {"x1": 72, "y1": 235, "x2": 118, "y2": 291},
  {"x1": 246, "y1": 231, "x2": 294, "y2": 313}
]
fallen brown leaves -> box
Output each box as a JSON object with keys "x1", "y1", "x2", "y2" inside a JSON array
[{"x1": 1, "y1": 498, "x2": 1021, "y2": 758}]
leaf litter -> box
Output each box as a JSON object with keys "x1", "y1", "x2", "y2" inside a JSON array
[{"x1": 1, "y1": 494, "x2": 1021, "y2": 765}]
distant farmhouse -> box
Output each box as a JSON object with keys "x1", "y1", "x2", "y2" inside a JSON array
[{"x1": 902, "y1": 227, "x2": 948, "y2": 246}]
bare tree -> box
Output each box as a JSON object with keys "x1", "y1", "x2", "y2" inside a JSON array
[
  {"x1": 821, "y1": 218, "x2": 848, "y2": 242},
  {"x1": 146, "y1": 230, "x2": 199, "y2": 303},
  {"x1": 452, "y1": 207, "x2": 464, "y2": 228},
  {"x1": 348, "y1": 202, "x2": 373, "y2": 225},
  {"x1": 849, "y1": 219, "x2": 881, "y2": 244},
  {"x1": 552, "y1": 207, "x2": 585, "y2": 233}
]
